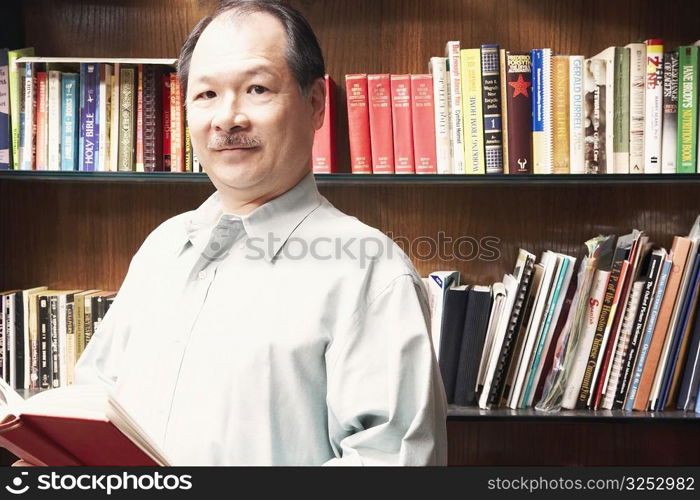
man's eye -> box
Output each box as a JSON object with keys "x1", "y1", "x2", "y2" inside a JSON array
[
  {"x1": 249, "y1": 85, "x2": 268, "y2": 95},
  {"x1": 196, "y1": 90, "x2": 216, "y2": 100}
]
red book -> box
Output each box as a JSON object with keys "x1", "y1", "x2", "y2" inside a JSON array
[
  {"x1": 135, "y1": 64, "x2": 144, "y2": 171},
  {"x1": 367, "y1": 74, "x2": 394, "y2": 173},
  {"x1": 0, "y1": 383, "x2": 169, "y2": 466},
  {"x1": 35, "y1": 72, "x2": 48, "y2": 170},
  {"x1": 161, "y1": 74, "x2": 172, "y2": 172},
  {"x1": 345, "y1": 74, "x2": 372, "y2": 174},
  {"x1": 390, "y1": 74, "x2": 414, "y2": 174},
  {"x1": 312, "y1": 74, "x2": 336, "y2": 173},
  {"x1": 410, "y1": 74, "x2": 437, "y2": 174},
  {"x1": 504, "y1": 52, "x2": 533, "y2": 174}
]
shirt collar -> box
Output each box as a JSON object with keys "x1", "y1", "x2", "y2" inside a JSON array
[{"x1": 181, "y1": 171, "x2": 322, "y2": 263}]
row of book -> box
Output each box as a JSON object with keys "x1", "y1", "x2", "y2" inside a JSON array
[
  {"x1": 0, "y1": 49, "x2": 203, "y2": 172},
  {"x1": 0, "y1": 288, "x2": 115, "y2": 391},
  {"x1": 0, "y1": 50, "x2": 337, "y2": 175},
  {"x1": 429, "y1": 215, "x2": 700, "y2": 412},
  {"x1": 347, "y1": 39, "x2": 700, "y2": 175}
]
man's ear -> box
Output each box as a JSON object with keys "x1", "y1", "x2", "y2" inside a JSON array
[{"x1": 309, "y1": 77, "x2": 326, "y2": 131}]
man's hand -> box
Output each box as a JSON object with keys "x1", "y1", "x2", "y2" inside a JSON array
[{"x1": 11, "y1": 459, "x2": 35, "y2": 466}]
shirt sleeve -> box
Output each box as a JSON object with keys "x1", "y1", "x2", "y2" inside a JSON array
[
  {"x1": 73, "y1": 245, "x2": 147, "y2": 390},
  {"x1": 323, "y1": 273, "x2": 448, "y2": 466}
]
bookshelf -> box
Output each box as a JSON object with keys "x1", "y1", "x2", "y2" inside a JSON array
[{"x1": 1, "y1": 0, "x2": 699, "y2": 465}]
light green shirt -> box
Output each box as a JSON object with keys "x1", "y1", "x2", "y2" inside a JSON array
[{"x1": 75, "y1": 171, "x2": 447, "y2": 465}]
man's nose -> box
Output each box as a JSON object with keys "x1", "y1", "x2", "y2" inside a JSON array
[{"x1": 212, "y1": 96, "x2": 250, "y2": 132}]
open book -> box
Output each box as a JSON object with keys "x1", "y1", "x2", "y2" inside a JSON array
[{"x1": 0, "y1": 378, "x2": 170, "y2": 466}]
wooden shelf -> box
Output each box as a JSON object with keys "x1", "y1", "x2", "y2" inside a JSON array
[
  {"x1": 447, "y1": 406, "x2": 700, "y2": 422},
  {"x1": 2, "y1": 170, "x2": 700, "y2": 186}
]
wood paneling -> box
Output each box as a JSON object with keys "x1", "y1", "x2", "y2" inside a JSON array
[{"x1": 5, "y1": 0, "x2": 700, "y2": 467}]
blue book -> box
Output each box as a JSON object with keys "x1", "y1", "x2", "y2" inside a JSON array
[
  {"x1": 78, "y1": 63, "x2": 99, "y2": 171},
  {"x1": 674, "y1": 253, "x2": 700, "y2": 410},
  {"x1": 60, "y1": 73, "x2": 79, "y2": 170},
  {"x1": 659, "y1": 249, "x2": 700, "y2": 409},
  {"x1": 530, "y1": 48, "x2": 551, "y2": 174},
  {"x1": 624, "y1": 254, "x2": 672, "y2": 411},
  {"x1": 0, "y1": 48, "x2": 10, "y2": 169}
]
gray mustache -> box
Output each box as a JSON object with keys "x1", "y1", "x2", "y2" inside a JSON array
[{"x1": 208, "y1": 135, "x2": 262, "y2": 150}]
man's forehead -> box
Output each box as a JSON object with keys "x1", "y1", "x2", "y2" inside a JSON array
[{"x1": 196, "y1": 11, "x2": 288, "y2": 58}]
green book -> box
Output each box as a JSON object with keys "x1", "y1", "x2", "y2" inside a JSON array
[
  {"x1": 613, "y1": 47, "x2": 630, "y2": 172},
  {"x1": 118, "y1": 66, "x2": 135, "y2": 172},
  {"x1": 677, "y1": 45, "x2": 698, "y2": 173},
  {"x1": 7, "y1": 47, "x2": 34, "y2": 170}
]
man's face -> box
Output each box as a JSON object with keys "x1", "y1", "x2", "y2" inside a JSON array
[{"x1": 186, "y1": 12, "x2": 324, "y2": 202}]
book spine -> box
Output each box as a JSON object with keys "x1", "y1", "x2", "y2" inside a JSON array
[
  {"x1": 568, "y1": 55, "x2": 585, "y2": 173},
  {"x1": 551, "y1": 56, "x2": 570, "y2": 174},
  {"x1": 74, "y1": 294, "x2": 85, "y2": 359},
  {"x1": 505, "y1": 52, "x2": 533, "y2": 174},
  {"x1": 583, "y1": 57, "x2": 607, "y2": 174},
  {"x1": 4, "y1": 295, "x2": 13, "y2": 388},
  {"x1": 460, "y1": 48, "x2": 485, "y2": 174},
  {"x1": 531, "y1": 49, "x2": 553, "y2": 173},
  {"x1": 390, "y1": 74, "x2": 414, "y2": 174},
  {"x1": 677, "y1": 46, "x2": 698, "y2": 173},
  {"x1": 367, "y1": 74, "x2": 394, "y2": 173},
  {"x1": 118, "y1": 66, "x2": 135, "y2": 172},
  {"x1": 97, "y1": 64, "x2": 111, "y2": 172},
  {"x1": 614, "y1": 48, "x2": 631, "y2": 173},
  {"x1": 21, "y1": 62, "x2": 36, "y2": 171},
  {"x1": 626, "y1": 257, "x2": 672, "y2": 410},
  {"x1": 38, "y1": 295, "x2": 50, "y2": 389},
  {"x1": 65, "y1": 300, "x2": 74, "y2": 385},
  {"x1": 614, "y1": 254, "x2": 663, "y2": 408},
  {"x1": 14, "y1": 293, "x2": 25, "y2": 389},
  {"x1": 161, "y1": 74, "x2": 171, "y2": 171},
  {"x1": 627, "y1": 43, "x2": 646, "y2": 173},
  {"x1": 345, "y1": 74, "x2": 373, "y2": 174},
  {"x1": 644, "y1": 39, "x2": 664, "y2": 173},
  {"x1": 602, "y1": 281, "x2": 644, "y2": 409},
  {"x1": 83, "y1": 296, "x2": 94, "y2": 347},
  {"x1": 135, "y1": 64, "x2": 144, "y2": 172},
  {"x1": 49, "y1": 295, "x2": 59, "y2": 388},
  {"x1": 184, "y1": 126, "x2": 192, "y2": 172},
  {"x1": 662, "y1": 51, "x2": 679, "y2": 174},
  {"x1": 0, "y1": 296, "x2": 5, "y2": 379},
  {"x1": 79, "y1": 63, "x2": 99, "y2": 171},
  {"x1": 9, "y1": 48, "x2": 34, "y2": 169},
  {"x1": 60, "y1": 73, "x2": 79, "y2": 171},
  {"x1": 480, "y1": 44, "x2": 503, "y2": 174},
  {"x1": 562, "y1": 269, "x2": 610, "y2": 409},
  {"x1": 109, "y1": 62, "x2": 120, "y2": 172},
  {"x1": 57, "y1": 295, "x2": 67, "y2": 387},
  {"x1": 47, "y1": 70, "x2": 61, "y2": 171},
  {"x1": 170, "y1": 73, "x2": 184, "y2": 172},
  {"x1": 34, "y1": 72, "x2": 48, "y2": 170},
  {"x1": 411, "y1": 74, "x2": 437, "y2": 174},
  {"x1": 312, "y1": 74, "x2": 335, "y2": 173},
  {"x1": 429, "y1": 58, "x2": 452, "y2": 174},
  {"x1": 499, "y1": 49, "x2": 509, "y2": 173},
  {"x1": 142, "y1": 65, "x2": 160, "y2": 172},
  {"x1": 0, "y1": 50, "x2": 8, "y2": 169},
  {"x1": 445, "y1": 41, "x2": 465, "y2": 173}
]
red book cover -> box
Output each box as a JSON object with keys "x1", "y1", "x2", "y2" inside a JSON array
[
  {"x1": 35, "y1": 72, "x2": 48, "y2": 170},
  {"x1": 161, "y1": 74, "x2": 172, "y2": 172},
  {"x1": 390, "y1": 74, "x2": 414, "y2": 174},
  {"x1": 504, "y1": 52, "x2": 533, "y2": 174},
  {"x1": 135, "y1": 64, "x2": 144, "y2": 171},
  {"x1": 367, "y1": 74, "x2": 394, "y2": 173},
  {"x1": 312, "y1": 74, "x2": 336, "y2": 173},
  {"x1": 345, "y1": 74, "x2": 372, "y2": 174},
  {"x1": 410, "y1": 74, "x2": 437, "y2": 174}
]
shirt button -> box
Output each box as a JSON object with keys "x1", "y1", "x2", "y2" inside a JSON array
[{"x1": 198, "y1": 270, "x2": 207, "y2": 280}]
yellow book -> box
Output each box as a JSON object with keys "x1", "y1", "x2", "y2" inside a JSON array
[
  {"x1": 460, "y1": 48, "x2": 485, "y2": 174},
  {"x1": 551, "y1": 55, "x2": 570, "y2": 174}
]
